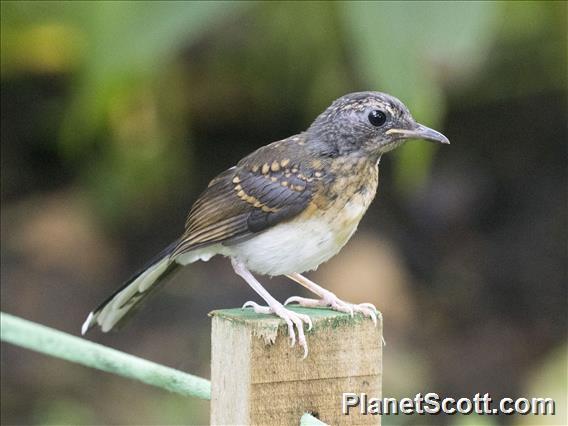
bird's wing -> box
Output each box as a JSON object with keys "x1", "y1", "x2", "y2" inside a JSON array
[{"x1": 170, "y1": 136, "x2": 320, "y2": 258}]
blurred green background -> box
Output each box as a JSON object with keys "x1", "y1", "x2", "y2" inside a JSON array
[{"x1": 1, "y1": 1, "x2": 566, "y2": 425}]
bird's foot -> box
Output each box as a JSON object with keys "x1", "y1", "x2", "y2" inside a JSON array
[
  {"x1": 285, "y1": 292, "x2": 378, "y2": 326},
  {"x1": 242, "y1": 300, "x2": 313, "y2": 358}
]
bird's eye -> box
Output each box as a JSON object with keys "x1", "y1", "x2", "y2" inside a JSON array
[{"x1": 368, "y1": 110, "x2": 387, "y2": 127}]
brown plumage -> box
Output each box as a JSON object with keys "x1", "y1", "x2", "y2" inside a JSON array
[
  {"x1": 171, "y1": 133, "x2": 328, "y2": 257},
  {"x1": 82, "y1": 91, "x2": 449, "y2": 356}
]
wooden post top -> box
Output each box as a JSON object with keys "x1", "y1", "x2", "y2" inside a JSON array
[
  {"x1": 210, "y1": 305, "x2": 380, "y2": 341},
  {"x1": 210, "y1": 306, "x2": 383, "y2": 425}
]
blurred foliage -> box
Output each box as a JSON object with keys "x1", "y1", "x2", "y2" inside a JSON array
[
  {"x1": 342, "y1": 1, "x2": 497, "y2": 190},
  {"x1": 1, "y1": 2, "x2": 566, "y2": 425},
  {"x1": 2, "y1": 1, "x2": 246, "y2": 225},
  {"x1": 518, "y1": 344, "x2": 568, "y2": 426},
  {"x1": 1, "y1": 1, "x2": 565, "y2": 222}
]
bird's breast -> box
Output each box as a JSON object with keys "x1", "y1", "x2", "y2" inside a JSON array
[
  {"x1": 320, "y1": 159, "x2": 379, "y2": 247},
  {"x1": 230, "y1": 158, "x2": 379, "y2": 276}
]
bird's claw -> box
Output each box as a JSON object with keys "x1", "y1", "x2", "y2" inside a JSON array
[
  {"x1": 242, "y1": 300, "x2": 311, "y2": 358},
  {"x1": 242, "y1": 300, "x2": 271, "y2": 313},
  {"x1": 285, "y1": 294, "x2": 378, "y2": 326}
]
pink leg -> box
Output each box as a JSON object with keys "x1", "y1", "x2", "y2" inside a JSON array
[
  {"x1": 231, "y1": 258, "x2": 313, "y2": 358},
  {"x1": 284, "y1": 272, "x2": 378, "y2": 325}
]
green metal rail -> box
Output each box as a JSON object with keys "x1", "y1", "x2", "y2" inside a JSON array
[
  {"x1": 0, "y1": 312, "x2": 211, "y2": 399},
  {"x1": 0, "y1": 312, "x2": 325, "y2": 425}
]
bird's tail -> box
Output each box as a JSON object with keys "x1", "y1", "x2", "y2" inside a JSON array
[{"x1": 81, "y1": 242, "x2": 180, "y2": 335}]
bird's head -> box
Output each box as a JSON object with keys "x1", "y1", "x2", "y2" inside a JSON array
[{"x1": 308, "y1": 91, "x2": 449, "y2": 158}]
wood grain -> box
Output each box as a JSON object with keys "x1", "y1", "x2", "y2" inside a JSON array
[{"x1": 210, "y1": 307, "x2": 382, "y2": 425}]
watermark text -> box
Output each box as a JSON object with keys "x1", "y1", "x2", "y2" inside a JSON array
[{"x1": 342, "y1": 392, "x2": 556, "y2": 416}]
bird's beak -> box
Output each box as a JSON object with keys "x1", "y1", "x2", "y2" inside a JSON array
[{"x1": 386, "y1": 124, "x2": 450, "y2": 145}]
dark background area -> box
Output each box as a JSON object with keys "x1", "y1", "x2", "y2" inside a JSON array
[{"x1": 1, "y1": 1, "x2": 566, "y2": 425}]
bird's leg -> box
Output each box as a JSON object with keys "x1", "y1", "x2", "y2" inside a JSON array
[
  {"x1": 284, "y1": 272, "x2": 378, "y2": 325},
  {"x1": 231, "y1": 258, "x2": 313, "y2": 358}
]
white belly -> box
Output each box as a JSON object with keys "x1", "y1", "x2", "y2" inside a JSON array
[
  {"x1": 227, "y1": 219, "x2": 342, "y2": 276},
  {"x1": 176, "y1": 173, "x2": 376, "y2": 276},
  {"x1": 176, "y1": 217, "x2": 354, "y2": 276},
  {"x1": 227, "y1": 197, "x2": 369, "y2": 276}
]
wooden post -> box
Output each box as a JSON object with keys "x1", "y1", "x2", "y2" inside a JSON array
[{"x1": 210, "y1": 306, "x2": 382, "y2": 425}]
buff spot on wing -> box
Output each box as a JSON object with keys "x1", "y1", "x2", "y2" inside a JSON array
[{"x1": 233, "y1": 180, "x2": 278, "y2": 213}]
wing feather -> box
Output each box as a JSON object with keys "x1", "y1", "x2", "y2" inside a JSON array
[{"x1": 171, "y1": 135, "x2": 324, "y2": 258}]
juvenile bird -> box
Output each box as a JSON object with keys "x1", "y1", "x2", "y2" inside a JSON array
[{"x1": 82, "y1": 91, "x2": 449, "y2": 357}]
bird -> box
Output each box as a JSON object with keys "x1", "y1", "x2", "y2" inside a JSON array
[{"x1": 81, "y1": 91, "x2": 449, "y2": 357}]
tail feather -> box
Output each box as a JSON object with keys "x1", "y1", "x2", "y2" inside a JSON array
[{"x1": 81, "y1": 242, "x2": 180, "y2": 334}]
